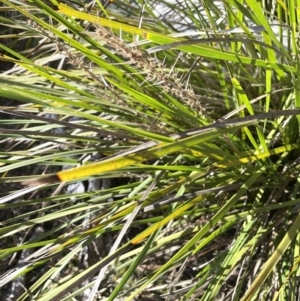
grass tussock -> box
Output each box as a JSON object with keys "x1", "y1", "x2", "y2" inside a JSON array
[{"x1": 1, "y1": 0, "x2": 300, "y2": 300}]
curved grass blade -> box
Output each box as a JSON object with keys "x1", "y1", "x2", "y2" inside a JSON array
[{"x1": 22, "y1": 110, "x2": 300, "y2": 185}]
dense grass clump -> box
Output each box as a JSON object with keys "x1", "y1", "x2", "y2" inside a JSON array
[{"x1": 1, "y1": 0, "x2": 300, "y2": 300}]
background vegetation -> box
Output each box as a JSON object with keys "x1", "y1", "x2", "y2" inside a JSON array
[{"x1": 1, "y1": 0, "x2": 300, "y2": 300}]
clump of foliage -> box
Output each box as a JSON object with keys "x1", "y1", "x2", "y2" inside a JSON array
[{"x1": 1, "y1": 0, "x2": 300, "y2": 300}]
